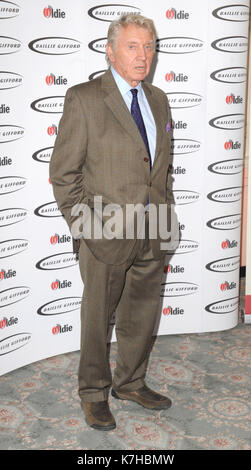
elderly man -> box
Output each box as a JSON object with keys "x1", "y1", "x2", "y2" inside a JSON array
[{"x1": 49, "y1": 13, "x2": 174, "y2": 431}]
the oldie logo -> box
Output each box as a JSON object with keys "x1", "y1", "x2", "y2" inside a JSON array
[
  {"x1": 165, "y1": 71, "x2": 188, "y2": 82},
  {"x1": 160, "y1": 282, "x2": 199, "y2": 297},
  {"x1": 225, "y1": 93, "x2": 243, "y2": 104},
  {"x1": 43, "y1": 6, "x2": 65, "y2": 18},
  {"x1": 34, "y1": 201, "x2": 61, "y2": 218},
  {"x1": 0, "y1": 125, "x2": 24, "y2": 143},
  {"x1": 0, "y1": 268, "x2": 16, "y2": 280},
  {"x1": 0, "y1": 36, "x2": 21, "y2": 54},
  {"x1": 0, "y1": 333, "x2": 31, "y2": 356},
  {"x1": 0, "y1": 1, "x2": 20, "y2": 19},
  {"x1": 171, "y1": 139, "x2": 201, "y2": 155},
  {"x1": 89, "y1": 69, "x2": 106, "y2": 80},
  {"x1": 0, "y1": 71, "x2": 23, "y2": 90},
  {"x1": 207, "y1": 213, "x2": 241, "y2": 231},
  {"x1": 162, "y1": 306, "x2": 184, "y2": 316},
  {"x1": 52, "y1": 324, "x2": 73, "y2": 335},
  {"x1": 50, "y1": 233, "x2": 71, "y2": 245},
  {"x1": 208, "y1": 159, "x2": 243, "y2": 175},
  {"x1": 88, "y1": 37, "x2": 107, "y2": 53},
  {"x1": 210, "y1": 66, "x2": 246, "y2": 84},
  {"x1": 0, "y1": 208, "x2": 27, "y2": 227},
  {"x1": 50, "y1": 279, "x2": 72, "y2": 290},
  {"x1": 166, "y1": 92, "x2": 202, "y2": 109},
  {"x1": 205, "y1": 296, "x2": 238, "y2": 314},
  {"x1": 32, "y1": 146, "x2": 53, "y2": 163},
  {"x1": 174, "y1": 190, "x2": 200, "y2": 205},
  {"x1": 31, "y1": 96, "x2": 64, "y2": 113},
  {"x1": 88, "y1": 4, "x2": 141, "y2": 22},
  {"x1": 0, "y1": 315, "x2": 18, "y2": 330},
  {"x1": 220, "y1": 280, "x2": 237, "y2": 291},
  {"x1": 0, "y1": 176, "x2": 26, "y2": 195},
  {"x1": 166, "y1": 8, "x2": 189, "y2": 19},
  {"x1": 45, "y1": 73, "x2": 67, "y2": 85},
  {"x1": 28, "y1": 37, "x2": 81, "y2": 55},
  {"x1": 224, "y1": 139, "x2": 241, "y2": 150},
  {"x1": 0, "y1": 155, "x2": 12, "y2": 166},
  {"x1": 169, "y1": 239, "x2": 199, "y2": 255},
  {"x1": 221, "y1": 238, "x2": 238, "y2": 249},
  {"x1": 36, "y1": 252, "x2": 78, "y2": 270},
  {"x1": 212, "y1": 4, "x2": 249, "y2": 22},
  {"x1": 0, "y1": 103, "x2": 10, "y2": 113},
  {"x1": 164, "y1": 263, "x2": 184, "y2": 274},
  {"x1": 209, "y1": 114, "x2": 244, "y2": 130},
  {"x1": 211, "y1": 36, "x2": 248, "y2": 53},
  {"x1": 0, "y1": 239, "x2": 28, "y2": 259},
  {"x1": 207, "y1": 186, "x2": 242, "y2": 203},
  {"x1": 47, "y1": 124, "x2": 57, "y2": 136},
  {"x1": 37, "y1": 296, "x2": 81, "y2": 315},
  {"x1": 156, "y1": 37, "x2": 203, "y2": 54},
  {"x1": 0, "y1": 286, "x2": 30, "y2": 307},
  {"x1": 206, "y1": 256, "x2": 240, "y2": 273}
]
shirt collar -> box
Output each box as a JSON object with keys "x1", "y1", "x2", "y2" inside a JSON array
[{"x1": 110, "y1": 66, "x2": 142, "y2": 97}]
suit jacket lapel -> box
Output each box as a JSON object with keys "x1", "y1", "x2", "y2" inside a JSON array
[{"x1": 142, "y1": 81, "x2": 163, "y2": 167}]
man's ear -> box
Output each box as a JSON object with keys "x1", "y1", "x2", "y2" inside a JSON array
[{"x1": 106, "y1": 43, "x2": 115, "y2": 63}]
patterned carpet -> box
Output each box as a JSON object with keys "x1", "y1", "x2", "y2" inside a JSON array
[{"x1": 0, "y1": 280, "x2": 250, "y2": 450}]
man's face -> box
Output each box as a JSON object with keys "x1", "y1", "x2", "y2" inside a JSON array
[{"x1": 106, "y1": 24, "x2": 155, "y2": 87}]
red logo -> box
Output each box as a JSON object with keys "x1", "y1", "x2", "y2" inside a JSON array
[
  {"x1": 163, "y1": 307, "x2": 172, "y2": 315},
  {"x1": 220, "y1": 282, "x2": 228, "y2": 291},
  {"x1": 50, "y1": 234, "x2": 58, "y2": 244},
  {"x1": 46, "y1": 73, "x2": 54, "y2": 85},
  {"x1": 51, "y1": 280, "x2": 59, "y2": 290},
  {"x1": 221, "y1": 240, "x2": 229, "y2": 249},
  {"x1": 165, "y1": 72, "x2": 174, "y2": 82},
  {"x1": 166, "y1": 9, "x2": 175, "y2": 19},
  {"x1": 224, "y1": 140, "x2": 232, "y2": 150},
  {"x1": 43, "y1": 6, "x2": 52, "y2": 18},
  {"x1": 0, "y1": 318, "x2": 6, "y2": 329},
  {"x1": 52, "y1": 324, "x2": 60, "y2": 335},
  {"x1": 47, "y1": 124, "x2": 57, "y2": 136},
  {"x1": 226, "y1": 94, "x2": 234, "y2": 104}
]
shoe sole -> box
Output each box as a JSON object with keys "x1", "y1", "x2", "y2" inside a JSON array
[
  {"x1": 111, "y1": 388, "x2": 172, "y2": 410},
  {"x1": 89, "y1": 421, "x2": 116, "y2": 431}
]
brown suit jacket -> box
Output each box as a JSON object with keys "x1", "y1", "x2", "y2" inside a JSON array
[{"x1": 49, "y1": 69, "x2": 174, "y2": 265}]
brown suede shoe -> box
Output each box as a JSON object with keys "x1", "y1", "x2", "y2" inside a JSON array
[
  {"x1": 111, "y1": 385, "x2": 172, "y2": 410},
  {"x1": 81, "y1": 400, "x2": 116, "y2": 431}
]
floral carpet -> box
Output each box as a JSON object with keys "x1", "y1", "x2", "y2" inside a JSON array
[{"x1": 0, "y1": 282, "x2": 250, "y2": 450}]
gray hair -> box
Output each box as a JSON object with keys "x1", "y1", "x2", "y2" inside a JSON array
[{"x1": 106, "y1": 13, "x2": 157, "y2": 65}]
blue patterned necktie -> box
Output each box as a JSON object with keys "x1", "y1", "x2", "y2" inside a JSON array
[{"x1": 130, "y1": 88, "x2": 152, "y2": 171}]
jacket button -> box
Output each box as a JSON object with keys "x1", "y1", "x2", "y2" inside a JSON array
[
  {"x1": 149, "y1": 181, "x2": 152, "y2": 187},
  {"x1": 144, "y1": 157, "x2": 149, "y2": 162}
]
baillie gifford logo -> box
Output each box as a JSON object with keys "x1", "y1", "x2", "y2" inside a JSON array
[
  {"x1": 43, "y1": 5, "x2": 65, "y2": 18},
  {"x1": 166, "y1": 8, "x2": 189, "y2": 19}
]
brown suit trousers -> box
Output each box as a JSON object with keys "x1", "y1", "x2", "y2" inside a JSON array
[{"x1": 78, "y1": 212, "x2": 165, "y2": 402}]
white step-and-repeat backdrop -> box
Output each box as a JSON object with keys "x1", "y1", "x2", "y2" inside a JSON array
[{"x1": 0, "y1": 0, "x2": 249, "y2": 375}]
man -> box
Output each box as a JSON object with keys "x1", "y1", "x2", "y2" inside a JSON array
[{"x1": 49, "y1": 14, "x2": 175, "y2": 431}]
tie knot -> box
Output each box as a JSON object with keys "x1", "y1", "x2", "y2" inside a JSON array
[{"x1": 130, "y1": 88, "x2": 138, "y2": 98}]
